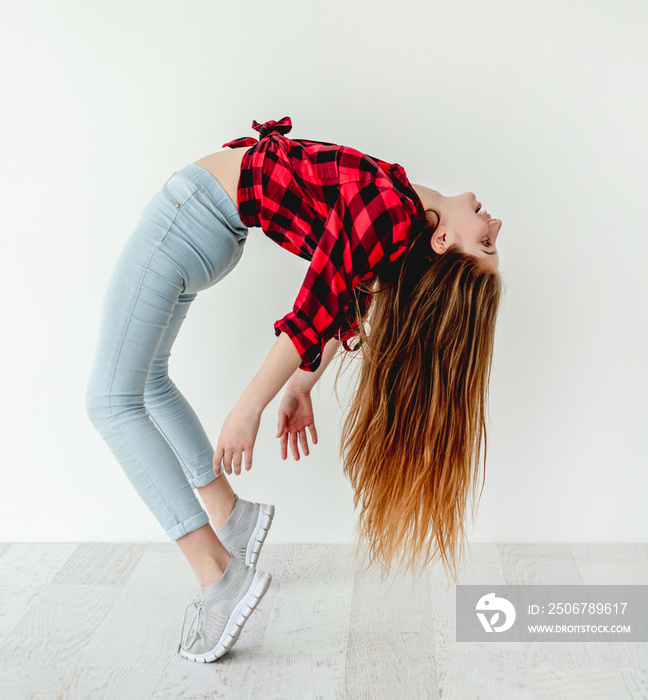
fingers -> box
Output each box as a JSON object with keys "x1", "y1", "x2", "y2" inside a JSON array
[
  {"x1": 289, "y1": 429, "x2": 300, "y2": 460},
  {"x1": 224, "y1": 449, "x2": 235, "y2": 475},
  {"x1": 217, "y1": 449, "x2": 253, "y2": 475},
  {"x1": 298, "y1": 428, "x2": 309, "y2": 457},
  {"x1": 288, "y1": 430, "x2": 312, "y2": 460},
  {"x1": 276, "y1": 409, "x2": 319, "y2": 460},
  {"x1": 213, "y1": 447, "x2": 224, "y2": 476},
  {"x1": 277, "y1": 425, "x2": 318, "y2": 460},
  {"x1": 278, "y1": 429, "x2": 304, "y2": 461},
  {"x1": 229, "y1": 450, "x2": 241, "y2": 476}
]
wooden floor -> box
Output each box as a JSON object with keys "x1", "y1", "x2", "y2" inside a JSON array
[{"x1": 0, "y1": 542, "x2": 646, "y2": 699}]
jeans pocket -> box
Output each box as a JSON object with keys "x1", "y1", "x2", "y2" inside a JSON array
[{"x1": 162, "y1": 172, "x2": 197, "y2": 209}]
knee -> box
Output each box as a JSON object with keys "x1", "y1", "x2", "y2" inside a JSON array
[
  {"x1": 144, "y1": 370, "x2": 171, "y2": 395},
  {"x1": 85, "y1": 379, "x2": 143, "y2": 430},
  {"x1": 85, "y1": 379, "x2": 111, "y2": 429}
]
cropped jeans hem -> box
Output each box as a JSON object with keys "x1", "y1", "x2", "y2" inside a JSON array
[
  {"x1": 192, "y1": 466, "x2": 222, "y2": 489},
  {"x1": 167, "y1": 511, "x2": 211, "y2": 542}
]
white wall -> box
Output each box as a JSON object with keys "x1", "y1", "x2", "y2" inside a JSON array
[{"x1": 1, "y1": 0, "x2": 646, "y2": 546}]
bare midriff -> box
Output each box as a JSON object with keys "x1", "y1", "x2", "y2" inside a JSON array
[{"x1": 192, "y1": 147, "x2": 250, "y2": 212}]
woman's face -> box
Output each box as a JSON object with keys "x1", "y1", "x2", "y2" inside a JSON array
[{"x1": 412, "y1": 186, "x2": 502, "y2": 270}]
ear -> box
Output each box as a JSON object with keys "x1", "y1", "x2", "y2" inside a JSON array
[{"x1": 430, "y1": 224, "x2": 448, "y2": 255}]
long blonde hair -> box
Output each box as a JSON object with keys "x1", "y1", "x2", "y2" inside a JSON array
[{"x1": 333, "y1": 209, "x2": 504, "y2": 584}]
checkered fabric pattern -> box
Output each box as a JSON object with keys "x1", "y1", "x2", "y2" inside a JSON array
[{"x1": 223, "y1": 117, "x2": 426, "y2": 372}]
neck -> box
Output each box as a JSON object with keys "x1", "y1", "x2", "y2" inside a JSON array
[{"x1": 411, "y1": 183, "x2": 442, "y2": 211}]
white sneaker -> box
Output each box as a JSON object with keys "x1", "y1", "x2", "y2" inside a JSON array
[
  {"x1": 178, "y1": 556, "x2": 272, "y2": 662},
  {"x1": 215, "y1": 493, "x2": 275, "y2": 568}
]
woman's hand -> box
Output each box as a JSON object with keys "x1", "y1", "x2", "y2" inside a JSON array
[
  {"x1": 213, "y1": 402, "x2": 262, "y2": 476},
  {"x1": 276, "y1": 387, "x2": 318, "y2": 460}
]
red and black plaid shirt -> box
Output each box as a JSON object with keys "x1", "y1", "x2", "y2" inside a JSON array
[{"x1": 223, "y1": 116, "x2": 426, "y2": 372}]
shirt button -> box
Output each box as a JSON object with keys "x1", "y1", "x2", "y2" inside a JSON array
[{"x1": 174, "y1": 202, "x2": 180, "y2": 208}]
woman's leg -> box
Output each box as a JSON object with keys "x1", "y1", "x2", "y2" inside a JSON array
[
  {"x1": 85, "y1": 165, "x2": 249, "y2": 587},
  {"x1": 142, "y1": 291, "x2": 238, "y2": 531},
  {"x1": 142, "y1": 286, "x2": 241, "y2": 585},
  {"x1": 137, "y1": 291, "x2": 235, "y2": 585}
]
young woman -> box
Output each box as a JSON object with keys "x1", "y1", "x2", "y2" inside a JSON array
[{"x1": 85, "y1": 116, "x2": 503, "y2": 663}]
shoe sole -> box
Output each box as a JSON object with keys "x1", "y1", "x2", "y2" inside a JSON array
[
  {"x1": 179, "y1": 569, "x2": 272, "y2": 663},
  {"x1": 246, "y1": 503, "x2": 275, "y2": 568}
]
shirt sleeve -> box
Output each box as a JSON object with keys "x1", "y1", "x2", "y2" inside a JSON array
[{"x1": 273, "y1": 178, "x2": 413, "y2": 371}]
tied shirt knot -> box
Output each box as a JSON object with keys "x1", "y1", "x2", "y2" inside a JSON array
[
  {"x1": 223, "y1": 116, "x2": 293, "y2": 149},
  {"x1": 252, "y1": 116, "x2": 292, "y2": 138}
]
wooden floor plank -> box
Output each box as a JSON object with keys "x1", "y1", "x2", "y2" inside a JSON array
[
  {"x1": 527, "y1": 667, "x2": 631, "y2": 700},
  {"x1": 152, "y1": 649, "x2": 344, "y2": 700},
  {"x1": 0, "y1": 543, "x2": 78, "y2": 638},
  {"x1": 431, "y1": 545, "x2": 533, "y2": 699},
  {"x1": 572, "y1": 542, "x2": 648, "y2": 670},
  {"x1": 345, "y1": 553, "x2": 439, "y2": 699},
  {"x1": 0, "y1": 583, "x2": 124, "y2": 668},
  {"x1": 498, "y1": 544, "x2": 621, "y2": 673},
  {"x1": 75, "y1": 549, "x2": 195, "y2": 669},
  {"x1": 499, "y1": 543, "x2": 583, "y2": 585},
  {"x1": 58, "y1": 665, "x2": 161, "y2": 700},
  {"x1": 621, "y1": 667, "x2": 648, "y2": 699},
  {"x1": 571, "y1": 544, "x2": 648, "y2": 585},
  {"x1": 51, "y1": 543, "x2": 147, "y2": 586},
  {"x1": 259, "y1": 542, "x2": 359, "y2": 582},
  {"x1": 260, "y1": 577, "x2": 353, "y2": 655},
  {"x1": 0, "y1": 661, "x2": 70, "y2": 700}
]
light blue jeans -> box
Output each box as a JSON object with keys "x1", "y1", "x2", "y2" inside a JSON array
[{"x1": 85, "y1": 164, "x2": 248, "y2": 541}]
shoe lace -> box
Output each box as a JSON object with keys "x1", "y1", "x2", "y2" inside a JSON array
[{"x1": 178, "y1": 595, "x2": 204, "y2": 653}]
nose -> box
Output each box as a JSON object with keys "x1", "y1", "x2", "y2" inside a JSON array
[{"x1": 488, "y1": 217, "x2": 502, "y2": 235}]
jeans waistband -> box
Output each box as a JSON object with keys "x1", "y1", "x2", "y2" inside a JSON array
[{"x1": 177, "y1": 163, "x2": 246, "y2": 233}]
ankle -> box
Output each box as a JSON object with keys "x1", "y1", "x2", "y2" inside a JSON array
[
  {"x1": 211, "y1": 493, "x2": 237, "y2": 530},
  {"x1": 195, "y1": 552, "x2": 232, "y2": 588}
]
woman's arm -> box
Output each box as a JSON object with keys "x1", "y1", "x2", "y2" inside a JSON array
[
  {"x1": 236, "y1": 331, "x2": 304, "y2": 415},
  {"x1": 287, "y1": 337, "x2": 341, "y2": 392},
  {"x1": 216, "y1": 332, "x2": 303, "y2": 475},
  {"x1": 214, "y1": 333, "x2": 340, "y2": 475}
]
